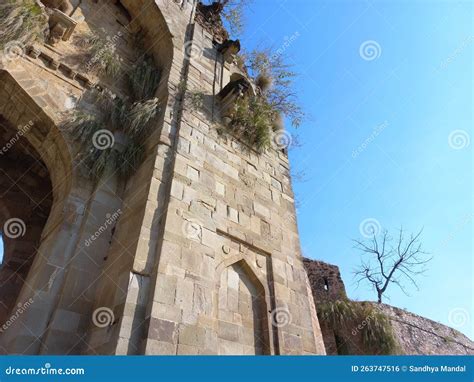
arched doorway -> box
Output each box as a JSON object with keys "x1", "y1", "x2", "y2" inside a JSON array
[
  {"x1": 217, "y1": 260, "x2": 271, "y2": 355},
  {"x1": 0, "y1": 66, "x2": 77, "y2": 354},
  {"x1": 0, "y1": 116, "x2": 53, "y2": 326}
]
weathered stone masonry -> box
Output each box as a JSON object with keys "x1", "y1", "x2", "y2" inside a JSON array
[
  {"x1": 0, "y1": 0, "x2": 325, "y2": 355},
  {"x1": 303, "y1": 258, "x2": 347, "y2": 303}
]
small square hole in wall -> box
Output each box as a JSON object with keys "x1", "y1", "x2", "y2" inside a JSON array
[{"x1": 187, "y1": 166, "x2": 200, "y2": 181}]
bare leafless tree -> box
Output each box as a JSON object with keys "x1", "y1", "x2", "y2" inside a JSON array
[{"x1": 353, "y1": 228, "x2": 432, "y2": 304}]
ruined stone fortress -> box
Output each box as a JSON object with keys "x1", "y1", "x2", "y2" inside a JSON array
[
  {"x1": 1, "y1": 0, "x2": 471, "y2": 357},
  {"x1": 0, "y1": 0, "x2": 326, "y2": 355}
]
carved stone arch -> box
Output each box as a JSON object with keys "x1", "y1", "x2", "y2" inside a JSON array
[
  {"x1": 120, "y1": 0, "x2": 175, "y2": 74},
  {"x1": 116, "y1": 0, "x2": 178, "y2": 151},
  {"x1": 0, "y1": 69, "x2": 78, "y2": 242},
  {"x1": 220, "y1": 74, "x2": 256, "y2": 98},
  {"x1": 215, "y1": 255, "x2": 274, "y2": 355},
  {"x1": 229, "y1": 72, "x2": 255, "y2": 89},
  {"x1": 81, "y1": 0, "x2": 183, "y2": 356},
  {"x1": 0, "y1": 69, "x2": 87, "y2": 354},
  {"x1": 215, "y1": 254, "x2": 268, "y2": 293},
  {"x1": 229, "y1": 72, "x2": 245, "y2": 83}
]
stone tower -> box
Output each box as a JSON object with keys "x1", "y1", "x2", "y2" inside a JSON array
[
  {"x1": 303, "y1": 259, "x2": 347, "y2": 303},
  {"x1": 0, "y1": 0, "x2": 325, "y2": 355}
]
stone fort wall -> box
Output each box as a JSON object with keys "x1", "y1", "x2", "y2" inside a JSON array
[{"x1": 0, "y1": 0, "x2": 325, "y2": 355}]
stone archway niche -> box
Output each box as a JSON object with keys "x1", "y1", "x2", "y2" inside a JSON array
[{"x1": 217, "y1": 259, "x2": 271, "y2": 355}]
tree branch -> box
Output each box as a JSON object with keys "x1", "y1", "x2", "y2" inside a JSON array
[{"x1": 352, "y1": 226, "x2": 431, "y2": 303}]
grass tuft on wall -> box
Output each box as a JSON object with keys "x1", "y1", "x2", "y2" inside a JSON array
[
  {"x1": 226, "y1": 95, "x2": 278, "y2": 152},
  {"x1": 127, "y1": 55, "x2": 161, "y2": 100},
  {"x1": 317, "y1": 300, "x2": 399, "y2": 355},
  {"x1": 64, "y1": 55, "x2": 161, "y2": 182},
  {"x1": 0, "y1": 0, "x2": 49, "y2": 49},
  {"x1": 76, "y1": 29, "x2": 122, "y2": 78}
]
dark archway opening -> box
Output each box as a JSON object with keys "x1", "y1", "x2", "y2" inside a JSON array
[{"x1": 0, "y1": 116, "x2": 53, "y2": 325}]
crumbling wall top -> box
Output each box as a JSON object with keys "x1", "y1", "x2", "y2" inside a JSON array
[
  {"x1": 303, "y1": 259, "x2": 347, "y2": 303},
  {"x1": 195, "y1": 1, "x2": 229, "y2": 42}
]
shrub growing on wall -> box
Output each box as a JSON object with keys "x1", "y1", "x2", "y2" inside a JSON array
[
  {"x1": 317, "y1": 300, "x2": 399, "y2": 355},
  {"x1": 76, "y1": 29, "x2": 123, "y2": 78},
  {"x1": 65, "y1": 54, "x2": 161, "y2": 181},
  {"x1": 228, "y1": 96, "x2": 275, "y2": 151},
  {"x1": 0, "y1": 0, "x2": 49, "y2": 50},
  {"x1": 225, "y1": 49, "x2": 304, "y2": 151}
]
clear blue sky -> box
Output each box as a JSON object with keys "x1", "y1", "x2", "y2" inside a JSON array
[{"x1": 239, "y1": 0, "x2": 472, "y2": 339}]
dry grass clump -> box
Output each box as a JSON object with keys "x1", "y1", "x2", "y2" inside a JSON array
[
  {"x1": 0, "y1": 0, "x2": 49, "y2": 49},
  {"x1": 65, "y1": 56, "x2": 161, "y2": 181},
  {"x1": 317, "y1": 300, "x2": 399, "y2": 355}
]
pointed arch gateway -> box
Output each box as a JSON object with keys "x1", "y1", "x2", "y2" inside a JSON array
[
  {"x1": 0, "y1": 116, "x2": 54, "y2": 326},
  {"x1": 216, "y1": 256, "x2": 273, "y2": 355},
  {"x1": 0, "y1": 69, "x2": 77, "y2": 354}
]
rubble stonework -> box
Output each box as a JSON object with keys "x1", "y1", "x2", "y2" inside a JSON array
[
  {"x1": 0, "y1": 0, "x2": 325, "y2": 355},
  {"x1": 375, "y1": 304, "x2": 474, "y2": 355},
  {"x1": 303, "y1": 258, "x2": 347, "y2": 303}
]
